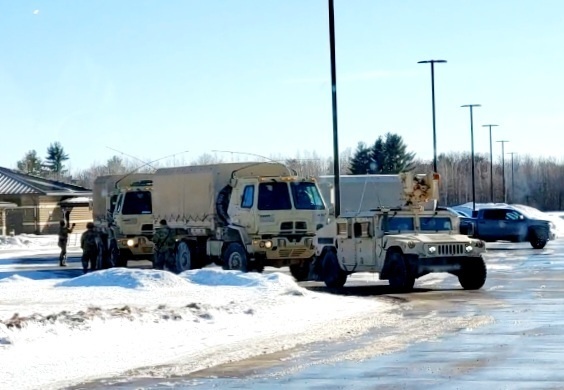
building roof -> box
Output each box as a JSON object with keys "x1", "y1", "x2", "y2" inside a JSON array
[{"x1": 0, "y1": 167, "x2": 92, "y2": 196}]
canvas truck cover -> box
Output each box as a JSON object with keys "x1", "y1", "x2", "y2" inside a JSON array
[
  {"x1": 92, "y1": 173, "x2": 154, "y2": 221},
  {"x1": 152, "y1": 162, "x2": 291, "y2": 229},
  {"x1": 317, "y1": 174, "x2": 404, "y2": 213}
]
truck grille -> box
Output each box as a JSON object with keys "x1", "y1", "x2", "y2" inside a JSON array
[
  {"x1": 279, "y1": 248, "x2": 307, "y2": 258},
  {"x1": 141, "y1": 224, "x2": 154, "y2": 233},
  {"x1": 280, "y1": 222, "x2": 293, "y2": 231},
  {"x1": 295, "y1": 222, "x2": 307, "y2": 230},
  {"x1": 438, "y1": 244, "x2": 465, "y2": 256}
]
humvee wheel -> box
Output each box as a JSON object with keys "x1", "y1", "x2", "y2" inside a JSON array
[
  {"x1": 387, "y1": 251, "x2": 415, "y2": 291},
  {"x1": 222, "y1": 243, "x2": 248, "y2": 272},
  {"x1": 458, "y1": 257, "x2": 487, "y2": 290},
  {"x1": 176, "y1": 241, "x2": 193, "y2": 273},
  {"x1": 322, "y1": 251, "x2": 347, "y2": 288},
  {"x1": 290, "y1": 261, "x2": 310, "y2": 282}
]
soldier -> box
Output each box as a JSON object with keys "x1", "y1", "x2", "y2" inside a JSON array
[
  {"x1": 152, "y1": 219, "x2": 176, "y2": 272},
  {"x1": 80, "y1": 222, "x2": 99, "y2": 274},
  {"x1": 57, "y1": 220, "x2": 76, "y2": 266}
]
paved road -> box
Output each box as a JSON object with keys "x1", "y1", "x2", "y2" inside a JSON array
[
  {"x1": 81, "y1": 240, "x2": 564, "y2": 390},
  {"x1": 3, "y1": 242, "x2": 564, "y2": 389}
]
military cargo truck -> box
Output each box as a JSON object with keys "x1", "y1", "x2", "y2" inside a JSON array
[
  {"x1": 313, "y1": 172, "x2": 488, "y2": 290},
  {"x1": 151, "y1": 162, "x2": 329, "y2": 280},
  {"x1": 92, "y1": 173, "x2": 155, "y2": 266}
]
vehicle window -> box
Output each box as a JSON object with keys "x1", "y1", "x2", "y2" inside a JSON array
[
  {"x1": 114, "y1": 193, "x2": 124, "y2": 214},
  {"x1": 258, "y1": 182, "x2": 291, "y2": 210},
  {"x1": 241, "y1": 185, "x2": 254, "y2": 208},
  {"x1": 505, "y1": 210, "x2": 522, "y2": 220},
  {"x1": 420, "y1": 217, "x2": 452, "y2": 231},
  {"x1": 482, "y1": 209, "x2": 506, "y2": 220},
  {"x1": 386, "y1": 217, "x2": 414, "y2": 232},
  {"x1": 121, "y1": 191, "x2": 152, "y2": 215},
  {"x1": 109, "y1": 194, "x2": 118, "y2": 214},
  {"x1": 290, "y1": 182, "x2": 325, "y2": 210}
]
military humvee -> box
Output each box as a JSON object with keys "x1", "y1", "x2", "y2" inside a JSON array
[{"x1": 312, "y1": 172, "x2": 487, "y2": 290}]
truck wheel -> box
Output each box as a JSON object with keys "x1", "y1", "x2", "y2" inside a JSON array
[
  {"x1": 176, "y1": 241, "x2": 193, "y2": 273},
  {"x1": 530, "y1": 236, "x2": 547, "y2": 249},
  {"x1": 458, "y1": 257, "x2": 487, "y2": 290},
  {"x1": 387, "y1": 251, "x2": 415, "y2": 291},
  {"x1": 322, "y1": 251, "x2": 347, "y2": 288},
  {"x1": 290, "y1": 261, "x2": 310, "y2": 282},
  {"x1": 222, "y1": 243, "x2": 248, "y2": 272}
]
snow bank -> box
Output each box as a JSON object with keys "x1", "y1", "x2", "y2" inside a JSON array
[
  {"x1": 0, "y1": 268, "x2": 394, "y2": 390},
  {"x1": 0, "y1": 233, "x2": 81, "y2": 255}
]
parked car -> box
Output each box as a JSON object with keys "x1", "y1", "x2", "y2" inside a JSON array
[{"x1": 459, "y1": 206, "x2": 551, "y2": 249}]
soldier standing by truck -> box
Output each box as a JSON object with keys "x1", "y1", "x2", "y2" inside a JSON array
[
  {"x1": 81, "y1": 222, "x2": 99, "y2": 274},
  {"x1": 152, "y1": 219, "x2": 176, "y2": 272},
  {"x1": 58, "y1": 220, "x2": 76, "y2": 266}
]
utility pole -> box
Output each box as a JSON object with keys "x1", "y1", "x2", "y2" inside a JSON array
[
  {"x1": 507, "y1": 152, "x2": 516, "y2": 203},
  {"x1": 461, "y1": 104, "x2": 481, "y2": 212},
  {"x1": 418, "y1": 59, "x2": 447, "y2": 173},
  {"x1": 497, "y1": 140, "x2": 509, "y2": 203},
  {"x1": 328, "y1": 0, "x2": 340, "y2": 217},
  {"x1": 482, "y1": 124, "x2": 498, "y2": 202}
]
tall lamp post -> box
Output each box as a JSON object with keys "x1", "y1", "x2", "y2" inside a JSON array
[
  {"x1": 328, "y1": 0, "x2": 340, "y2": 217},
  {"x1": 507, "y1": 152, "x2": 516, "y2": 203},
  {"x1": 482, "y1": 124, "x2": 499, "y2": 203},
  {"x1": 497, "y1": 140, "x2": 509, "y2": 203},
  {"x1": 461, "y1": 104, "x2": 481, "y2": 212},
  {"x1": 418, "y1": 59, "x2": 447, "y2": 173}
]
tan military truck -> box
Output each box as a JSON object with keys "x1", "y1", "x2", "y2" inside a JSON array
[
  {"x1": 92, "y1": 174, "x2": 155, "y2": 266},
  {"x1": 152, "y1": 162, "x2": 329, "y2": 280},
  {"x1": 312, "y1": 172, "x2": 487, "y2": 290}
]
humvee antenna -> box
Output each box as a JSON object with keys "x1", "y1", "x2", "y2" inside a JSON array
[
  {"x1": 105, "y1": 146, "x2": 158, "y2": 170},
  {"x1": 114, "y1": 150, "x2": 189, "y2": 189},
  {"x1": 212, "y1": 150, "x2": 303, "y2": 176}
]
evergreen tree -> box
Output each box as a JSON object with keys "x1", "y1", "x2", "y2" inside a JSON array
[
  {"x1": 378, "y1": 132, "x2": 415, "y2": 173},
  {"x1": 16, "y1": 150, "x2": 44, "y2": 176},
  {"x1": 349, "y1": 142, "x2": 374, "y2": 174},
  {"x1": 44, "y1": 142, "x2": 70, "y2": 177}
]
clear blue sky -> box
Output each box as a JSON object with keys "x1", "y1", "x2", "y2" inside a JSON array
[{"x1": 1, "y1": 0, "x2": 563, "y2": 171}]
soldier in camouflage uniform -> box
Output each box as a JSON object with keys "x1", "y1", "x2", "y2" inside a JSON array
[
  {"x1": 152, "y1": 219, "x2": 176, "y2": 272},
  {"x1": 80, "y1": 222, "x2": 99, "y2": 274},
  {"x1": 58, "y1": 220, "x2": 76, "y2": 266}
]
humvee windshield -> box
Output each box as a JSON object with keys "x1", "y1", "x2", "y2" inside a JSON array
[
  {"x1": 120, "y1": 191, "x2": 152, "y2": 215},
  {"x1": 386, "y1": 217, "x2": 414, "y2": 232},
  {"x1": 290, "y1": 182, "x2": 325, "y2": 210},
  {"x1": 419, "y1": 217, "x2": 452, "y2": 232}
]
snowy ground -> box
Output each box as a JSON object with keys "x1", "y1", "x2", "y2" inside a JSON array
[{"x1": 0, "y1": 237, "x2": 400, "y2": 390}]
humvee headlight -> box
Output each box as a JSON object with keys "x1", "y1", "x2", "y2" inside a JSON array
[
  {"x1": 407, "y1": 241, "x2": 415, "y2": 249},
  {"x1": 264, "y1": 240, "x2": 273, "y2": 249},
  {"x1": 428, "y1": 246, "x2": 437, "y2": 254},
  {"x1": 465, "y1": 245, "x2": 473, "y2": 253},
  {"x1": 127, "y1": 239, "x2": 134, "y2": 247}
]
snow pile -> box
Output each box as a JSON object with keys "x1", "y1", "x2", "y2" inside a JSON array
[{"x1": 0, "y1": 268, "x2": 394, "y2": 390}]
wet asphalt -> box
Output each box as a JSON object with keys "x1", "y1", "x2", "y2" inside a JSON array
[{"x1": 3, "y1": 241, "x2": 564, "y2": 389}]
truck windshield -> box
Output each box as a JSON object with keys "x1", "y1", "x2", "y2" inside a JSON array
[
  {"x1": 258, "y1": 182, "x2": 292, "y2": 210},
  {"x1": 121, "y1": 191, "x2": 152, "y2": 215},
  {"x1": 420, "y1": 217, "x2": 452, "y2": 232},
  {"x1": 290, "y1": 182, "x2": 325, "y2": 210}
]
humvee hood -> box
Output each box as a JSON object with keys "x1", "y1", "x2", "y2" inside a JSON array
[{"x1": 389, "y1": 233, "x2": 474, "y2": 243}]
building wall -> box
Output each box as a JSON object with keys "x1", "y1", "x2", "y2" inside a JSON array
[{"x1": 0, "y1": 194, "x2": 92, "y2": 235}]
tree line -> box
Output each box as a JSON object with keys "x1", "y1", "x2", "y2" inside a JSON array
[{"x1": 11, "y1": 136, "x2": 564, "y2": 211}]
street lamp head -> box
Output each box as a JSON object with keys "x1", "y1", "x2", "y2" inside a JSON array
[
  {"x1": 418, "y1": 59, "x2": 447, "y2": 64},
  {"x1": 482, "y1": 124, "x2": 499, "y2": 128},
  {"x1": 461, "y1": 104, "x2": 481, "y2": 108}
]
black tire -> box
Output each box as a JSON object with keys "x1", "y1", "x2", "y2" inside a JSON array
[
  {"x1": 386, "y1": 251, "x2": 415, "y2": 291},
  {"x1": 322, "y1": 251, "x2": 347, "y2": 288},
  {"x1": 176, "y1": 241, "x2": 193, "y2": 273},
  {"x1": 458, "y1": 257, "x2": 487, "y2": 290},
  {"x1": 222, "y1": 243, "x2": 248, "y2": 272},
  {"x1": 290, "y1": 261, "x2": 310, "y2": 282},
  {"x1": 530, "y1": 236, "x2": 547, "y2": 249}
]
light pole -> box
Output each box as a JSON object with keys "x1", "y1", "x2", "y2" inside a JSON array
[
  {"x1": 328, "y1": 0, "x2": 340, "y2": 217},
  {"x1": 507, "y1": 152, "x2": 516, "y2": 203},
  {"x1": 418, "y1": 59, "x2": 447, "y2": 173},
  {"x1": 497, "y1": 140, "x2": 509, "y2": 203},
  {"x1": 461, "y1": 104, "x2": 481, "y2": 212},
  {"x1": 482, "y1": 124, "x2": 499, "y2": 203}
]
